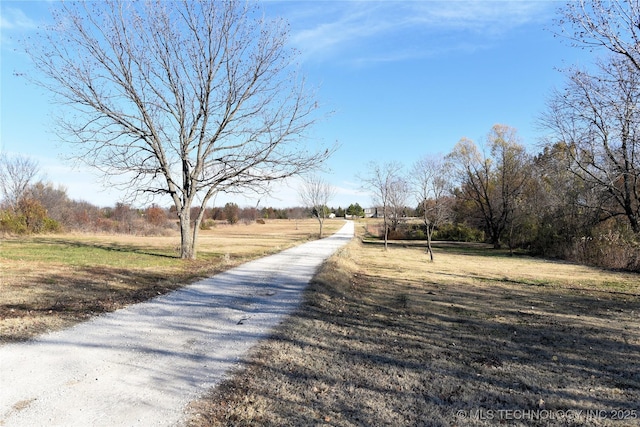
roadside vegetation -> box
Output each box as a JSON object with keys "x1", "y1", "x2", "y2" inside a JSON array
[
  {"x1": 186, "y1": 221, "x2": 640, "y2": 427},
  {"x1": 0, "y1": 219, "x2": 343, "y2": 343}
]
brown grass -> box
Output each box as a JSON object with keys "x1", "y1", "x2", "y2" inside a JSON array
[
  {"x1": 186, "y1": 223, "x2": 640, "y2": 427},
  {"x1": 0, "y1": 219, "x2": 341, "y2": 343}
]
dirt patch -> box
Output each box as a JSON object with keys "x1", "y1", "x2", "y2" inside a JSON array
[{"x1": 186, "y1": 234, "x2": 640, "y2": 426}]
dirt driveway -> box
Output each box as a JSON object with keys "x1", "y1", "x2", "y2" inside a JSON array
[{"x1": 0, "y1": 221, "x2": 354, "y2": 426}]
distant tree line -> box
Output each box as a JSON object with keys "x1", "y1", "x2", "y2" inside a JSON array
[
  {"x1": 0, "y1": 154, "x2": 358, "y2": 236},
  {"x1": 362, "y1": 121, "x2": 640, "y2": 272}
]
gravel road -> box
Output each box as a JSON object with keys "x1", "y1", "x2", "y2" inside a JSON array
[{"x1": 0, "y1": 221, "x2": 354, "y2": 427}]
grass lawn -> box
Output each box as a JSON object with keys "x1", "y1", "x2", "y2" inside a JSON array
[
  {"x1": 186, "y1": 222, "x2": 640, "y2": 427},
  {"x1": 0, "y1": 218, "x2": 341, "y2": 343}
]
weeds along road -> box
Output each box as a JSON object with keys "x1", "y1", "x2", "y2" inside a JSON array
[{"x1": 0, "y1": 221, "x2": 354, "y2": 427}]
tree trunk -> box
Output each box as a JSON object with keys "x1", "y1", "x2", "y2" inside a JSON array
[
  {"x1": 507, "y1": 221, "x2": 515, "y2": 256},
  {"x1": 180, "y1": 224, "x2": 195, "y2": 259},
  {"x1": 622, "y1": 197, "x2": 640, "y2": 233},
  {"x1": 426, "y1": 225, "x2": 434, "y2": 262},
  {"x1": 384, "y1": 223, "x2": 389, "y2": 250},
  {"x1": 490, "y1": 224, "x2": 502, "y2": 249},
  {"x1": 179, "y1": 209, "x2": 195, "y2": 259}
]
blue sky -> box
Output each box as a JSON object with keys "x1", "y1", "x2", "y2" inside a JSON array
[{"x1": 1, "y1": 1, "x2": 591, "y2": 209}]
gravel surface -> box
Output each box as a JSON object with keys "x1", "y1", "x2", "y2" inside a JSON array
[{"x1": 0, "y1": 221, "x2": 354, "y2": 427}]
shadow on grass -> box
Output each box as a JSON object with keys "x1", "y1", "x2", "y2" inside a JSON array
[
  {"x1": 29, "y1": 237, "x2": 179, "y2": 259},
  {"x1": 362, "y1": 238, "x2": 526, "y2": 258},
  {"x1": 0, "y1": 264, "x2": 216, "y2": 343},
  {"x1": 188, "y1": 264, "x2": 640, "y2": 426}
]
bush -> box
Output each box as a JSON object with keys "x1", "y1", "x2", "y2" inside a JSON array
[
  {"x1": 402, "y1": 223, "x2": 424, "y2": 240},
  {"x1": 200, "y1": 219, "x2": 215, "y2": 230},
  {"x1": 432, "y1": 223, "x2": 484, "y2": 242},
  {"x1": 42, "y1": 217, "x2": 62, "y2": 233},
  {"x1": 387, "y1": 228, "x2": 406, "y2": 240},
  {"x1": 18, "y1": 198, "x2": 48, "y2": 233},
  {"x1": 363, "y1": 223, "x2": 429, "y2": 241},
  {"x1": 0, "y1": 210, "x2": 27, "y2": 234},
  {"x1": 224, "y1": 202, "x2": 239, "y2": 225},
  {"x1": 569, "y1": 223, "x2": 640, "y2": 272},
  {"x1": 413, "y1": 229, "x2": 426, "y2": 240},
  {"x1": 0, "y1": 205, "x2": 60, "y2": 234},
  {"x1": 145, "y1": 205, "x2": 167, "y2": 227}
]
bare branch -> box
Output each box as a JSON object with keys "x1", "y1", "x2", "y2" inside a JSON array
[
  {"x1": 411, "y1": 155, "x2": 452, "y2": 261},
  {"x1": 299, "y1": 175, "x2": 335, "y2": 238},
  {"x1": 556, "y1": 0, "x2": 640, "y2": 72},
  {"x1": 360, "y1": 161, "x2": 405, "y2": 250},
  {"x1": 23, "y1": 0, "x2": 333, "y2": 258},
  {"x1": 539, "y1": 55, "x2": 640, "y2": 232},
  {"x1": 0, "y1": 154, "x2": 41, "y2": 210}
]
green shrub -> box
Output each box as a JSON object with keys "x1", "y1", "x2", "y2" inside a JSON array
[
  {"x1": 42, "y1": 217, "x2": 62, "y2": 233},
  {"x1": 199, "y1": 219, "x2": 215, "y2": 230},
  {"x1": 433, "y1": 223, "x2": 484, "y2": 242},
  {"x1": 0, "y1": 202, "x2": 61, "y2": 234},
  {"x1": 0, "y1": 210, "x2": 27, "y2": 234}
]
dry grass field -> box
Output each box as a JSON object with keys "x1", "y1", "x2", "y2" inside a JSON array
[
  {"x1": 186, "y1": 222, "x2": 640, "y2": 427},
  {"x1": 0, "y1": 218, "x2": 341, "y2": 343}
]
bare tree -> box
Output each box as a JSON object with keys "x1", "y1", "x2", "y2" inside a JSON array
[
  {"x1": 288, "y1": 206, "x2": 305, "y2": 230},
  {"x1": 540, "y1": 56, "x2": 640, "y2": 233},
  {"x1": 411, "y1": 155, "x2": 451, "y2": 261},
  {"x1": 0, "y1": 153, "x2": 40, "y2": 210},
  {"x1": 361, "y1": 161, "x2": 404, "y2": 250},
  {"x1": 387, "y1": 175, "x2": 410, "y2": 233},
  {"x1": 298, "y1": 175, "x2": 335, "y2": 238},
  {"x1": 26, "y1": 181, "x2": 70, "y2": 224},
  {"x1": 23, "y1": 0, "x2": 332, "y2": 259}
]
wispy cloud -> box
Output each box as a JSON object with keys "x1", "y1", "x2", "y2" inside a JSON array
[
  {"x1": 410, "y1": 1, "x2": 551, "y2": 31},
  {"x1": 277, "y1": 1, "x2": 554, "y2": 65},
  {"x1": 0, "y1": 6, "x2": 38, "y2": 50},
  {"x1": 0, "y1": 6, "x2": 37, "y2": 30}
]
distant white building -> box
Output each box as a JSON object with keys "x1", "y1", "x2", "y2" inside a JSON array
[{"x1": 364, "y1": 207, "x2": 379, "y2": 218}]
